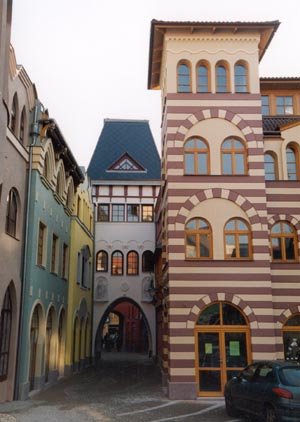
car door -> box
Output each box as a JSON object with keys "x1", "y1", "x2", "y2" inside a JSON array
[
  {"x1": 230, "y1": 363, "x2": 259, "y2": 411},
  {"x1": 245, "y1": 363, "x2": 275, "y2": 416}
]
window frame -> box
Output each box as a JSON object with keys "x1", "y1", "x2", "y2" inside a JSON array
[
  {"x1": 96, "y1": 250, "x2": 108, "y2": 272},
  {"x1": 37, "y1": 221, "x2": 47, "y2": 268},
  {"x1": 216, "y1": 62, "x2": 230, "y2": 93},
  {"x1": 127, "y1": 204, "x2": 140, "y2": 222},
  {"x1": 234, "y1": 62, "x2": 248, "y2": 93},
  {"x1": 184, "y1": 137, "x2": 210, "y2": 175},
  {"x1": 112, "y1": 204, "x2": 125, "y2": 222},
  {"x1": 224, "y1": 218, "x2": 252, "y2": 260},
  {"x1": 270, "y1": 221, "x2": 298, "y2": 263},
  {"x1": 177, "y1": 61, "x2": 192, "y2": 93},
  {"x1": 264, "y1": 152, "x2": 278, "y2": 181},
  {"x1": 142, "y1": 205, "x2": 154, "y2": 222},
  {"x1": 286, "y1": 145, "x2": 300, "y2": 180},
  {"x1": 0, "y1": 288, "x2": 12, "y2": 382},
  {"x1": 185, "y1": 217, "x2": 213, "y2": 259},
  {"x1": 221, "y1": 137, "x2": 247, "y2": 175},
  {"x1": 276, "y1": 96, "x2": 294, "y2": 115},
  {"x1": 111, "y1": 250, "x2": 124, "y2": 275},
  {"x1": 196, "y1": 61, "x2": 210, "y2": 93},
  {"x1": 5, "y1": 188, "x2": 18, "y2": 238},
  {"x1": 51, "y1": 233, "x2": 59, "y2": 274},
  {"x1": 261, "y1": 95, "x2": 270, "y2": 115},
  {"x1": 142, "y1": 250, "x2": 154, "y2": 272},
  {"x1": 97, "y1": 204, "x2": 110, "y2": 222},
  {"x1": 62, "y1": 243, "x2": 69, "y2": 279},
  {"x1": 127, "y1": 251, "x2": 139, "y2": 275}
]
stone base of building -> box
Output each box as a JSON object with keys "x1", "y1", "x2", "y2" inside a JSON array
[
  {"x1": 46, "y1": 370, "x2": 58, "y2": 384},
  {"x1": 18, "y1": 382, "x2": 30, "y2": 400},
  {"x1": 167, "y1": 380, "x2": 198, "y2": 400}
]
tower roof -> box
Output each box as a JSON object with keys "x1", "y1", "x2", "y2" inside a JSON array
[
  {"x1": 148, "y1": 19, "x2": 280, "y2": 90},
  {"x1": 87, "y1": 119, "x2": 161, "y2": 182}
]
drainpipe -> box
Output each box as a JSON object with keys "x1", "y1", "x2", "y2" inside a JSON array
[{"x1": 14, "y1": 101, "x2": 41, "y2": 399}]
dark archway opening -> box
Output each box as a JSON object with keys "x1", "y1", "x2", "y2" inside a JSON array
[{"x1": 95, "y1": 298, "x2": 151, "y2": 358}]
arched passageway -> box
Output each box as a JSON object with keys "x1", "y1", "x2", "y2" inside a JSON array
[{"x1": 95, "y1": 298, "x2": 152, "y2": 357}]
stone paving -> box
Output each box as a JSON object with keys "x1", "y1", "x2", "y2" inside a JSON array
[{"x1": 0, "y1": 353, "x2": 243, "y2": 422}]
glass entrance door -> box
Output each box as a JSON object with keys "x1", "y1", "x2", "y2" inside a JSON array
[{"x1": 195, "y1": 302, "x2": 250, "y2": 396}]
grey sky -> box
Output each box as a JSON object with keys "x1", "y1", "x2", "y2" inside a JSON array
[{"x1": 11, "y1": 0, "x2": 300, "y2": 168}]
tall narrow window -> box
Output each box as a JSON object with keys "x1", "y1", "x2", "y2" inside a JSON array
[
  {"x1": 112, "y1": 204, "x2": 125, "y2": 222},
  {"x1": 127, "y1": 251, "x2": 139, "y2": 275},
  {"x1": 62, "y1": 243, "x2": 68, "y2": 279},
  {"x1": 222, "y1": 138, "x2": 246, "y2": 175},
  {"x1": 184, "y1": 137, "x2": 209, "y2": 175},
  {"x1": 111, "y1": 251, "x2": 123, "y2": 275},
  {"x1": 276, "y1": 96, "x2": 293, "y2": 115},
  {"x1": 261, "y1": 95, "x2": 270, "y2": 115},
  {"x1": 20, "y1": 107, "x2": 26, "y2": 144},
  {"x1": 5, "y1": 189, "x2": 18, "y2": 237},
  {"x1": 271, "y1": 222, "x2": 297, "y2": 262},
  {"x1": 197, "y1": 63, "x2": 209, "y2": 92},
  {"x1": 97, "y1": 204, "x2": 109, "y2": 221},
  {"x1": 10, "y1": 94, "x2": 18, "y2": 134},
  {"x1": 216, "y1": 64, "x2": 228, "y2": 93},
  {"x1": 185, "y1": 218, "x2": 212, "y2": 259},
  {"x1": 234, "y1": 63, "x2": 248, "y2": 92},
  {"x1": 142, "y1": 205, "x2": 153, "y2": 222},
  {"x1": 142, "y1": 251, "x2": 154, "y2": 272},
  {"x1": 264, "y1": 153, "x2": 277, "y2": 181},
  {"x1": 286, "y1": 146, "x2": 299, "y2": 180},
  {"x1": 51, "y1": 234, "x2": 59, "y2": 274},
  {"x1": 96, "y1": 250, "x2": 108, "y2": 272},
  {"x1": 0, "y1": 288, "x2": 12, "y2": 381},
  {"x1": 177, "y1": 62, "x2": 191, "y2": 93},
  {"x1": 37, "y1": 222, "x2": 47, "y2": 267},
  {"x1": 224, "y1": 218, "x2": 251, "y2": 259}
]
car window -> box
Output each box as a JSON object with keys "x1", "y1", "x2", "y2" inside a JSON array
[
  {"x1": 254, "y1": 364, "x2": 275, "y2": 383},
  {"x1": 279, "y1": 367, "x2": 300, "y2": 387},
  {"x1": 241, "y1": 364, "x2": 258, "y2": 380}
]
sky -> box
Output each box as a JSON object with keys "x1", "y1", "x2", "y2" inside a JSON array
[{"x1": 11, "y1": 0, "x2": 300, "y2": 168}]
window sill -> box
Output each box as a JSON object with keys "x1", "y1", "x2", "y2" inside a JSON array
[{"x1": 5, "y1": 231, "x2": 19, "y2": 241}]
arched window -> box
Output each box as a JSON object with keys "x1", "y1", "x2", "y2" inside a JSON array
[
  {"x1": 96, "y1": 250, "x2": 108, "y2": 272},
  {"x1": 197, "y1": 62, "x2": 210, "y2": 92},
  {"x1": 177, "y1": 61, "x2": 191, "y2": 93},
  {"x1": 271, "y1": 221, "x2": 297, "y2": 262},
  {"x1": 142, "y1": 250, "x2": 154, "y2": 272},
  {"x1": 224, "y1": 218, "x2": 251, "y2": 259},
  {"x1": 127, "y1": 251, "x2": 139, "y2": 275},
  {"x1": 19, "y1": 107, "x2": 26, "y2": 144},
  {"x1": 5, "y1": 188, "x2": 18, "y2": 237},
  {"x1": 286, "y1": 146, "x2": 299, "y2": 180},
  {"x1": 56, "y1": 168, "x2": 63, "y2": 196},
  {"x1": 264, "y1": 152, "x2": 278, "y2": 181},
  {"x1": 0, "y1": 288, "x2": 12, "y2": 381},
  {"x1": 185, "y1": 218, "x2": 212, "y2": 259},
  {"x1": 221, "y1": 138, "x2": 247, "y2": 175},
  {"x1": 184, "y1": 138, "x2": 209, "y2": 175},
  {"x1": 10, "y1": 93, "x2": 18, "y2": 134},
  {"x1": 111, "y1": 251, "x2": 123, "y2": 275},
  {"x1": 234, "y1": 63, "x2": 248, "y2": 93},
  {"x1": 283, "y1": 314, "x2": 300, "y2": 361},
  {"x1": 216, "y1": 63, "x2": 229, "y2": 93}
]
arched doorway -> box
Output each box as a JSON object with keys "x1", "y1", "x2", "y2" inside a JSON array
[
  {"x1": 96, "y1": 298, "x2": 152, "y2": 356},
  {"x1": 283, "y1": 314, "x2": 300, "y2": 360},
  {"x1": 0, "y1": 287, "x2": 12, "y2": 382},
  {"x1": 195, "y1": 302, "x2": 251, "y2": 396}
]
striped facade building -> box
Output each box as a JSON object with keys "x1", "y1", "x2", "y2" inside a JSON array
[{"x1": 148, "y1": 20, "x2": 300, "y2": 399}]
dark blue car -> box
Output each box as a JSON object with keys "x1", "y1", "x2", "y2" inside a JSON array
[{"x1": 224, "y1": 361, "x2": 300, "y2": 422}]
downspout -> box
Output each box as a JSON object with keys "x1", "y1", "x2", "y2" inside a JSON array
[{"x1": 14, "y1": 101, "x2": 40, "y2": 399}]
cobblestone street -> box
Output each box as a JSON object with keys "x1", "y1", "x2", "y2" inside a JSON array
[{"x1": 0, "y1": 353, "x2": 243, "y2": 422}]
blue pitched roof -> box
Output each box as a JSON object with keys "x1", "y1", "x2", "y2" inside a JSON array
[{"x1": 87, "y1": 119, "x2": 161, "y2": 181}]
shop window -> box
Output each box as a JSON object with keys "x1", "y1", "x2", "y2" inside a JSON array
[{"x1": 283, "y1": 314, "x2": 300, "y2": 361}]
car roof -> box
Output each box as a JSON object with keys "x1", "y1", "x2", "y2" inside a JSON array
[{"x1": 252, "y1": 360, "x2": 300, "y2": 369}]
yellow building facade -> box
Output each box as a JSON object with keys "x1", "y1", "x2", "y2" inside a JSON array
[{"x1": 65, "y1": 173, "x2": 94, "y2": 374}]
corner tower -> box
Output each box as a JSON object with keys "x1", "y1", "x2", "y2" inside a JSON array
[{"x1": 148, "y1": 20, "x2": 280, "y2": 399}]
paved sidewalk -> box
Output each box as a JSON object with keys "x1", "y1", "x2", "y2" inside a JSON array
[{"x1": 0, "y1": 353, "x2": 239, "y2": 422}]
